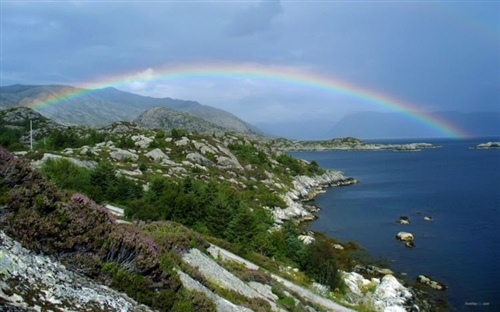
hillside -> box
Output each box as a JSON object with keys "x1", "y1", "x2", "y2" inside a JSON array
[
  {"x1": 0, "y1": 84, "x2": 264, "y2": 136},
  {"x1": 134, "y1": 106, "x2": 228, "y2": 136},
  {"x1": 0, "y1": 107, "x2": 437, "y2": 311}
]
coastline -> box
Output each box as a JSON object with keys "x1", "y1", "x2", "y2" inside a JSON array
[
  {"x1": 291, "y1": 139, "x2": 500, "y2": 311},
  {"x1": 285, "y1": 168, "x2": 446, "y2": 311}
]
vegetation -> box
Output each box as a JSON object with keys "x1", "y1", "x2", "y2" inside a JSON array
[
  {"x1": 0, "y1": 126, "x2": 24, "y2": 151},
  {"x1": 0, "y1": 148, "x2": 214, "y2": 311},
  {"x1": 0, "y1": 118, "x2": 358, "y2": 310}
]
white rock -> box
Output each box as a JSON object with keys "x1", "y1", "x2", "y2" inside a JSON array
[
  {"x1": 109, "y1": 149, "x2": 139, "y2": 162},
  {"x1": 132, "y1": 135, "x2": 153, "y2": 149},
  {"x1": 396, "y1": 232, "x2": 414, "y2": 241},
  {"x1": 298, "y1": 235, "x2": 315, "y2": 245},
  {"x1": 373, "y1": 275, "x2": 413, "y2": 312},
  {"x1": 186, "y1": 152, "x2": 212, "y2": 166},
  {"x1": 33, "y1": 153, "x2": 97, "y2": 170},
  {"x1": 145, "y1": 148, "x2": 169, "y2": 162},
  {"x1": 175, "y1": 136, "x2": 190, "y2": 146},
  {"x1": 217, "y1": 156, "x2": 243, "y2": 170}
]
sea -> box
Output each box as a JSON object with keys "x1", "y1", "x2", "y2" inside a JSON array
[{"x1": 290, "y1": 137, "x2": 500, "y2": 311}]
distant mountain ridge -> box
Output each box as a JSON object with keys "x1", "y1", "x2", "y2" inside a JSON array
[
  {"x1": 0, "y1": 84, "x2": 263, "y2": 136},
  {"x1": 327, "y1": 111, "x2": 500, "y2": 139}
]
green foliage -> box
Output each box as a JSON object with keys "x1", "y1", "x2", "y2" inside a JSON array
[
  {"x1": 40, "y1": 158, "x2": 143, "y2": 206},
  {"x1": 115, "y1": 135, "x2": 135, "y2": 149},
  {"x1": 276, "y1": 153, "x2": 324, "y2": 176},
  {"x1": 44, "y1": 128, "x2": 109, "y2": 150},
  {"x1": 125, "y1": 174, "x2": 277, "y2": 255},
  {"x1": 300, "y1": 236, "x2": 342, "y2": 290},
  {"x1": 228, "y1": 142, "x2": 269, "y2": 167},
  {"x1": 277, "y1": 296, "x2": 297, "y2": 310},
  {"x1": 87, "y1": 161, "x2": 143, "y2": 204},
  {"x1": 41, "y1": 158, "x2": 91, "y2": 192},
  {"x1": 171, "y1": 128, "x2": 189, "y2": 139},
  {"x1": 171, "y1": 289, "x2": 216, "y2": 312},
  {"x1": 0, "y1": 126, "x2": 24, "y2": 150}
]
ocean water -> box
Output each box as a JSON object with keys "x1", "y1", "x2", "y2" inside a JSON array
[{"x1": 290, "y1": 137, "x2": 500, "y2": 311}]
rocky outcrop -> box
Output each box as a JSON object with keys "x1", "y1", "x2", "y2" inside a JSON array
[
  {"x1": 272, "y1": 170, "x2": 358, "y2": 223},
  {"x1": 342, "y1": 272, "x2": 417, "y2": 312},
  {"x1": 109, "y1": 148, "x2": 139, "y2": 161},
  {"x1": 181, "y1": 248, "x2": 283, "y2": 311},
  {"x1": 145, "y1": 148, "x2": 169, "y2": 162},
  {"x1": 132, "y1": 135, "x2": 153, "y2": 149},
  {"x1": 273, "y1": 137, "x2": 441, "y2": 152},
  {"x1": 373, "y1": 275, "x2": 416, "y2": 311},
  {"x1": 0, "y1": 231, "x2": 151, "y2": 311},
  {"x1": 186, "y1": 152, "x2": 213, "y2": 167},
  {"x1": 32, "y1": 152, "x2": 97, "y2": 170},
  {"x1": 470, "y1": 142, "x2": 500, "y2": 149},
  {"x1": 177, "y1": 270, "x2": 252, "y2": 312},
  {"x1": 205, "y1": 245, "x2": 355, "y2": 312},
  {"x1": 417, "y1": 274, "x2": 447, "y2": 291},
  {"x1": 134, "y1": 107, "x2": 228, "y2": 136}
]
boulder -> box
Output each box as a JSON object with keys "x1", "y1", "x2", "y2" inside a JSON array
[
  {"x1": 396, "y1": 232, "x2": 414, "y2": 242},
  {"x1": 175, "y1": 136, "x2": 190, "y2": 146},
  {"x1": 186, "y1": 152, "x2": 212, "y2": 167},
  {"x1": 216, "y1": 156, "x2": 243, "y2": 170},
  {"x1": 145, "y1": 148, "x2": 169, "y2": 162},
  {"x1": 109, "y1": 149, "x2": 139, "y2": 162},
  {"x1": 33, "y1": 153, "x2": 97, "y2": 170},
  {"x1": 298, "y1": 235, "x2": 315, "y2": 245},
  {"x1": 417, "y1": 275, "x2": 447, "y2": 291},
  {"x1": 398, "y1": 216, "x2": 410, "y2": 225},
  {"x1": 373, "y1": 275, "x2": 414, "y2": 311},
  {"x1": 132, "y1": 135, "x2": 153, "y2": 149}
]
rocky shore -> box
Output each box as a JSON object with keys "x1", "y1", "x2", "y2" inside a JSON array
[
  {"x1": 271, "y1": 170, "x2": 358, "y2": 224},
  {"x1": 470, "y1": 141, "x2": 500, "y2": 149},
  {"x1": 273, "y1": 137, "x2": 441, "y2": 152}
]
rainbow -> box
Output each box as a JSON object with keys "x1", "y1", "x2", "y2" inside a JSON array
[{"x1": 27, "y1": 62, "x2": 469, "y2": 138}]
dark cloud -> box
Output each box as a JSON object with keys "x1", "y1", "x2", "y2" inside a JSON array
[
  {"x1": 1, "y1": 1, "x2": 498, "y2": 138},
  {"x1": 226, "y1": 0, "x2": 283, "y2": 36}
]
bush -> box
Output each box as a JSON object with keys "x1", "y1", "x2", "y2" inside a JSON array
[
  {"x1": 300, "y1": 236, "x2": 342, "y2": 290},
  {"x1": 41, "y1": 158, "x2": 91, "y2": 192},
  {"x1": 171, "y1": 289, "x2": 216, "y2": 312},
  {"x1": 0, "y1": 126, "x2": 24, "y2": 150}
]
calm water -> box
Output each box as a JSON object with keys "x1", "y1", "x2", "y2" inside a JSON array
[{"x1": 291, "y1": 138, "x2": 500, "y2": 311}]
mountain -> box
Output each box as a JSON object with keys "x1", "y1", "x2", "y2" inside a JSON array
[
  {"x1": 0, "y1": 84, "x2": 263, "y2": 136},
  {"x1": 327, "y1": 111, "x2": 500, "y2": 139},
  {"x1": 255, "y1": 119, "x2": 336, "y2": 140},
  {"x1": 134, "y1": 106, "x2": 227, "y2": 135}
]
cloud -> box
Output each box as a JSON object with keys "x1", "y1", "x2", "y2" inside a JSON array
[
  {"x1": 227, "y1": 0, "x2": 282, "y2": 36},
  {"x1": 122, "y1": 68, "x2": 155, "y2": 91}
]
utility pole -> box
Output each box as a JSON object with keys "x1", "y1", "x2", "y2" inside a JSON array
[{"x1": 30, "y1": 120, "x2": 33, "y2": 150}]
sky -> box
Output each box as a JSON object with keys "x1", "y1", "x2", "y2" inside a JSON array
[{"x1": 1, "y1": 0, "x2": 499, "y2": 138}]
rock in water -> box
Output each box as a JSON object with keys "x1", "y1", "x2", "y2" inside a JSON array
[
  {"x1": 417, "y1": 274, "x2": 447, "y2": 291},
  {"x1": 396, "y1": 232, "x2": 414, "y2": 241},
  {"x1": 398, "y1": 216, "x2": 411, "y2": 225}
]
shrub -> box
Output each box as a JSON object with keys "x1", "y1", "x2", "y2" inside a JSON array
[
  {"x1": 171, "y1": 289, "x2": 216, "y2": 312},
  {"x1": 300, "y1": 236, "x2": 342, "y2": 290},
  {"x1": 40, "y1": 158, "x2": 91, "y2": 192}
]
